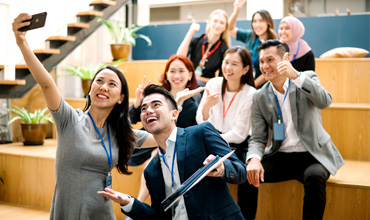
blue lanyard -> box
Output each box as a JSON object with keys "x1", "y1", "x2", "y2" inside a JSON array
[
  {"x1": 159, "y1": 143, "x2": 177, "y2": 188},
  {"x1": 291, "y1": 41, "x2": 300, "y2": 63},
  {"x1": 87, "y1": 112, "x2": 112, "y2": 173},
  {"x1": 272, "y1": 79, "x2": 291, "y2": 123},
  {"x1": 252, "y1": 37, "x2": 260, "y2": 68}
]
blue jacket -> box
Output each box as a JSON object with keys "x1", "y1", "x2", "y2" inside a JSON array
[{"x1": 124, "y1": 122, "x2": 246, "y2": 220}]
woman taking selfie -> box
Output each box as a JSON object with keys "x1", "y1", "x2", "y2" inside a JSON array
[{"x1": 12, "y1": 13, "x2": 154, "y2": 219}]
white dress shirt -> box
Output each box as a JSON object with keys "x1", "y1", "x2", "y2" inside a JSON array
[
  {"x1": 121, "y1": 127, "x2": 189, "y2": 220},
  {"x1": 272, "y1": 76, "x2": 307, "y2": 153}
]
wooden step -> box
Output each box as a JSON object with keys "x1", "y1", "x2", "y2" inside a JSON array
[
  {"x1": 33, "y1": 49, "x2": 60, "y2": 61},
  {"x1": 0, "y1": 203, "x2": 49, "y2": 220},
  {"x1": 33, "y1": 49, "x2": 60, "y2": 55},
  {"x1": 0, "y1": 64, "x2": 27, "y2": 69},
  {"x1": 90, "y1": 0, "x2": 117, "y2": 6},
  {"x1": 67, "y1": 22, "x2": 90, "y2": 29},
  {"x1": 328, "y1": 102, "x2": 370, "y2": 110},
  {"x1": 67, "y1": 23, "x2": 90, "y2": 35},
  {"x1": 228, "y1": 160, "x2": 370, "y2": 220},
  {"x1": 316, "y1": 58, "x2": 370, "y2": 104},
  {"x1": 46, "y1": 36, "x2": 76, "y2": 42},
  {"x1": 0, "y1": 80, "x2": 26, "y2": 85},
  {"x1": 322, "y1": 104, "x2": 370, "y2": 161},
  {"x1": 76, "y1": 11, "x2": 103, "y2": 17},
  {"x1": 77, "y1": 11, "x2": 104, "y2": 22},
  {"x1": 46, "y1": 36, "x2": 76, "y2": 48}
]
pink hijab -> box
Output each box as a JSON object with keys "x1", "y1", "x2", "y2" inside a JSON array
[{"x1": 280, "y1": 16, "x2": 311, "y2": 61}]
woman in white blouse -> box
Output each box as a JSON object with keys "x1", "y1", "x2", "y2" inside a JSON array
[
  {"x1": 196, "y1": 45, "x2": 256, "y2": 208},
  {"x1": 196, "y1": 45, "x2": 256, "y2": 164}
]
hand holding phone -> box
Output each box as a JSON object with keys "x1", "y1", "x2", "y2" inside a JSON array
[{"x1": 18, "y1": 12, "x2": 47, "y2": 32}]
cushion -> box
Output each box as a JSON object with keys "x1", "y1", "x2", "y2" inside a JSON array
[{"x1": 320, "y1": 47, "x2": 369, "y2": 58}]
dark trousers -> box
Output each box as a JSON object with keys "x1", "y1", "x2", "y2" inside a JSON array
[{"x1": 238, "y1": 152, "x2": 330, "y2": 220}]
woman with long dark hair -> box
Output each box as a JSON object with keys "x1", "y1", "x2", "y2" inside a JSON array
[
  {"x1": 229, "y1": 0, "x2": 277, "y2": 88},
  {"x1": 12, "y1": 13, "x2": 152, "y2": 219}
]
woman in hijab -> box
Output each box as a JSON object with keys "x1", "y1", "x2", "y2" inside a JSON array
[{"x1": 279, "y1": 16, "x2": 315, "y2": 71}]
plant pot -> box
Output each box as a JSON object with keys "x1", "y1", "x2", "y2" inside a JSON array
[
  {"x1": 110, "y1": 43, "x2": 130, "y2": 60},
  {"x1": 81, "y1": 79, "x2": 92, "y2": 97},
  {"x1": 21, "y1": 123, "x2": 48, "y2": 146}
]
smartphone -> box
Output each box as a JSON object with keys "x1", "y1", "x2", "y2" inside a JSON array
[{"x1": 18, "y1": 12, "x2": 47, "y2": 32}]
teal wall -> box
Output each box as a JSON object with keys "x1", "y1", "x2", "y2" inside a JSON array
[{"x1": 133, "y1": 14, "x2": 370, "y2": 60}]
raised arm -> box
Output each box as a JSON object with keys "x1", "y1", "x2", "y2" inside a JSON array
[
  {"x1": 228, "y1": 0, "x2": 247, "y2": 38},
  {"x1": 176, "y1": 21, "x2": 200, "y2": 56},
  {"x1": 12, "y1": 13, "x2": 61, "y2": 111}
]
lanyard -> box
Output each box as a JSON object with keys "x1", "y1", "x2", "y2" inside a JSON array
[
  {"x1": 87, "y1": 112, "x2": 112, "y2": 173},
  {"x1": 291, "y1": 41, "x2": 300, "y2": 63},
  {"x1": 272, "y1": 79, "x2": 291, "y2": 123},
  {"x1": 252, "y1": 37, "x2": 260, "y2": 68},
  {"x1": 159, "y1": 143, "x2": 177, "y2": 188},
  {"x1": 223, "y1": 83, "x2": 242, "y2": 119},
  {"x1": 200, "y1": 35, "x2": 221, "y2": 67}
]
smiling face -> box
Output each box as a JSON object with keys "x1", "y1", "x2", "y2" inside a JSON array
[
  {"x1": 252, "y1": 13, "x2": 268, "y2": 37},
  {"x1": 166, "y1": 59, "x2": 192, "y2": 91},
  {"x1": 208, "y1": 13, "x2": 227, "y2": 35},
  {"x1": 278, "y1": 22, "x2": 293, "y2": 43},
  {"x1": 259, "y1": 46, "x2": 285, "y2": 83},
  {"x1": 222, "y1": 52, "x2": 249, "y2": 84},
  {"x1": 140, "y1": 93, "x2": 177, "y2": 135},
  {"x1": 89, "y1": 69, "x2": 124, "y2": 111}
]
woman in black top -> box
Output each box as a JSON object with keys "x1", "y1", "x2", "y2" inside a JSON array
[
  {"x1": 279, "y1": 16, "x2": 315, "y2": 71},
  {"x1": 177, "y1": 9, "x2": 230, "y2": 87}
]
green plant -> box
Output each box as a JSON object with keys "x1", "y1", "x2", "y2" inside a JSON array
[
  {"x1": 65, "y1": 63, "x2": 107, "y2": 80},
  {"x1": 8, "y1": 106, "x2": 53, "y2": 124},
  {"x1": 64, "y1": 61, "x2": 123, "y2": 80},
  {"x1": 97, "y1": 17, "x2": 152, "y2": 46}
]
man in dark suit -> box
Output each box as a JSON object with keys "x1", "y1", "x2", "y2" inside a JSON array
[
  {"x1": 99, "y1": 84, "x2": 246, "y2": 219},
  {"x1": 238, "y1": 40, "x2": 344, "y2": 220}
]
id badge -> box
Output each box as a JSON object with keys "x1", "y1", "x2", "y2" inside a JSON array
[
  {"x1": 273, "y1": 122, "x2": 285, "y2": 141},
  {"x1": 195, "y1": 65, "x2": 203, "y2": 77},
  {"x1": 106, "y1": 174, "x2": 112, "y2": 189}
]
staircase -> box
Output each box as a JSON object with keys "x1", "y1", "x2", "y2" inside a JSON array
[{"x1": 0, "y1": 0, "x2": 129, "y2": 99}]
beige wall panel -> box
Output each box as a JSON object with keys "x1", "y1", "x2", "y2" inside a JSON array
[
  {"x1": 316, "y1": 58, "x2": 370, "y2": 104},
  {"x1": 322, "y1": 107, "x2": 370, "y2": 161}
]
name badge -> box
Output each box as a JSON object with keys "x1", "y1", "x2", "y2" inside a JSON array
[
  {"x1": 273, "y1": 122, "x2": 285, "y2": 141},
  {"x1": 106, "y1": 174, "x2": 112, "y2": 189}
]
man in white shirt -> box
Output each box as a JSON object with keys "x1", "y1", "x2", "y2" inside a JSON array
[
  {"x1": 239, "y1": 40, "x2": 344, "y2": 220},
  {"x1": 98, "y1": 84, "x2": 246, "y2": 219}
]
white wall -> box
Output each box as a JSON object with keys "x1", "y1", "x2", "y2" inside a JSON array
[{"x1": 308, "y1": 0, "x2": 366, "y2": 16}]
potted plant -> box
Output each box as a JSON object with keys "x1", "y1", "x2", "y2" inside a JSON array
[
  {"x1": 8, "y1": 106, "x2": 53, "y2": 146},
  {"x1": 65, "y1": 63, "x2": 107, "y2": 97},
  {"x1": 97, "y1": 17, "x2": 152, "y2": 60}
]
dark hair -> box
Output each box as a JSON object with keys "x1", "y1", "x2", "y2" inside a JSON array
[
  {"x1": 142, "y1": 84, "x2": 178, "y2": 111},
  {"x1": 159, "y1": 54, "x2": 198, "y2": 91},
  {"x1": 251, "y1": 10, "x2": 277, "y2": 41},
  {"x1": 258, "y1": 39, "x2": 289, "y2": 58},
  {"x1": 222, "y1": 46, "x2": 255, "y2": 98},
  {"x1": 83, "y1": 65, "x2": 135, "y2": 175}
]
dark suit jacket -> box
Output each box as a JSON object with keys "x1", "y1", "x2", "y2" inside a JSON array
[
  {"x1": 248, "y1": 71, "x2": 344, "y2": 175},
  {"x1": 124, "y1": 122, "x2": 246, "y2": 220}
]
